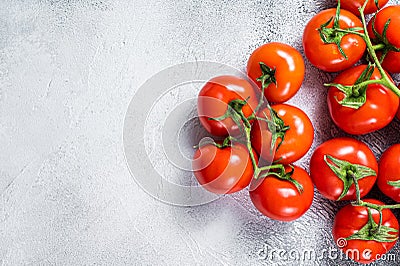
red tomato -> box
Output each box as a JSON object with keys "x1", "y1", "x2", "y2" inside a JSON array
[
  {"x1": 377, "y1": 144, "x2": 400, "y2": 202},
  {"x1": 303, "y1": 8, "x2": 366, "y2": 72},
  {"x1": 380, "y1": 51, "x2": 400, "y2": 74},
  {"x1": 197, "y1": 75, "x2": 259, "y2": 137},
  {"x1": 333, "y1": 199, "x2": 399, "y2": 264},
  {"x1": 310, "y1": 137, "x2": 378, "y2": 201},
  {"x1": 192, "y1": 143, "x2": 255, "y2": 194},
  {"x1": 249, "y1": 166, "x2": 314, "y2": 221},
  {"x1": 327, "y1": 65, "x2": 399, "y2": 135},
  {"x1": 247, "y1": 42, "x2": 305, "y2": 103},
  {"x1": 368, "y1": 6, "x2": 400, "y2": 73},
  {"x1": 341, "y1": 0, "x2": 389, "y2": 15},
  {"x1": 369, "y1": 5, "x2": 400, "y2": 48},
  {"x1": 251, "y1": 104, "x2": 314, "y2": 164}
]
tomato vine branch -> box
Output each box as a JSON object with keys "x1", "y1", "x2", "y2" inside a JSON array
[
  {"x1": 351, "y1": 167, "x2": 400, "y2": 238},
  {"x1": 358, "y1": 0, "x2": 400, "y2": 97}
]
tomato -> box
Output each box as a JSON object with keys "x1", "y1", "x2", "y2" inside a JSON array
[
  {"x1": 379, "y1": 51, "x2": 400, "y2": 74},
  {"x1": 369, "y1": 5, "x2": 400, "y2": 48},
  {"x1": 271, "y1": 104, "x2": 314, "y2": 164},
  {"x1": 192, "y1": 143, "x2": 255, "y2": 194},
  {"x1": 341, "y1": 0, "x2": 389, "y2": 15},
  {"x1": 197, "y1": 75, "x2": 259, "y2": 137},
  {"x1": 368, "y1": 5, "x2": 400, "y2": 73},
  {"x1": 377, "y1": 144, "x2": 400, "y2": 202},
  {"x1": 247, "y1": 42, "x2": 305, "y2": 103},
  {"x1": 303, "y1": 8, "x2": 366, "y2": 72},
  {"x1": 251, "y1": 104, "x2": 314, "y2": 164},
  {"x1": 327, "y1": 65, "x2": 399, "y2": 135},
  {"x1": 249, "y1": 166, "x2": 314, "y2": 221},
  {"x1": 310, "y1": 137, "x2": 378, "y2": 201},
  {"x1": 333, "y1": 199, "x2": 399, "y2": 264}
]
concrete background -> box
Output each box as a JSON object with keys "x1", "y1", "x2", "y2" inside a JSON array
[{"x1": 1, "y1": 0, "x2": 400, "y2": 265}]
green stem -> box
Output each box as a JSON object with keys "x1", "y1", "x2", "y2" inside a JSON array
[
  {"x1": 244, "y1": 125, "x2": 260, "y2": 179},
  {"x1": 258, "y1": 164, "x2": 285, "y2": 173},
  {"x1": 352, "y1": 176, "x2": 382, "y2": 234},
  {"x1": 236, "y1": 105, "x2": 295, "y2": 188},
  {"x1": 358, "y1": 201, "x2": 400, "y2": 211},
  {"x1": 236, "y1": 109, "x2": 263, "y2": 180},
  {"x1": 350, "y1": 173, "x2": 361, "y2": 205},
  {"x1": 352, "y1": 78, "x2": 400, "y2": 96},
  {"x1": 249, "y1": 62, "x2": 276, "y2": 119},
  {"x1": 354, "y1": 78, "x2": 385, "y2": 87},
  {"x1": 335, "y1": 28, "x2": 365, "y2": 37},
  {"x1": 254, "y1": 86, "x2": 267, "y2": 114},
  {"x1": 352, "y1": 173, "x2": 400, "y2": 229},
  {"x1": 359, "y1": 3, "x2": 400, "y2": 97},
  {"x1": 375, "y1": 209, "x2": 383, "y2": 234},
  {"x1": 351, "y1": 171, "x2": 400, "y2": 233},
  {"x1": 351, "y1": 173, "x2": 400, "y2": 234},
  {"x1": 372, "y1": 43, "x2": 386, "y2": 50}
]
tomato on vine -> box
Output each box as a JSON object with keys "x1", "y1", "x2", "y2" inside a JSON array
[
  {"x1": 333, "y1": 199, "x2": 399, "y2": 264},
  {"x1": 250, "y1": 165, "x2": 314, "y2": 221},
  {"x1": 369, "y1": 5, "x2": 400, "y2": 48},
  {"x1": 192, "y1": 142, "x2": 256, "y2": 194},
  {"x1": 377, "y1": 51, "x2": 400, "y2": 74},
  {"x1": 247, "y1": 42, "x2": 305, "y2": 103},
  {"x1": 197, "y1": 75, "x2": 259, "y2": 137},
  {"x1": 368, "y1": 5, "x2": 400, "y2": 73},
  {"x1": 340, "y1": 0, "x2": 389, "y2": 15},
  {"x1": 377, "y1": 144, "x2": 400, "y2": 202},
  {"x1": 250, "y1": 107, "x2": 276, "y2": 163},
  {"x1": 251, "y1": 104, "x2": 314, "y2": 164},
  {"x1": 327, "y1": 64, "x2": 399, "y2": 135},
  {"x1": 303, "y1": 5, "x2": 366, "y2": 72},
  {"x1": 310, "y1": 137, "x2": 378, "y2": 201}
]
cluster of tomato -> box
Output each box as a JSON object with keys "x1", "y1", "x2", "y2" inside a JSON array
[
  {"x1": 193, "y1": 42, "x2": 314, "y2": 221},
  {"x1": 192, "y1": 0, "x2": 400, "y2": 264},
  {"x1": 302, "y1": 0, "x2": 400, "y2": 263},
  {"x1": 310, "y1": 138, "x2": 400, "y2": 264},
  {"x1": 303, "y1": 0, "x2": 400, "y2": 134}
]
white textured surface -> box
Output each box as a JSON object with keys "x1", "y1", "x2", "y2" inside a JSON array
[{"x1": 1, "y1": 0, "x2": 400, "y2": 265}]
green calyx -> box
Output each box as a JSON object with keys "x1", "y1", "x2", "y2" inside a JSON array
[
  {"x1": 256, "y1": 62, "x2": 277, "y2": 90},
  {"x1": 373, "y1": 0, "x2": 381, "y2": 10},
  {"x1": 370, "y1": 16, "x2": 400, "y2": 63},
  {"x1": 209, "y1": 98, "x2": 250, "y2": 135},
  {"x1": 346, "y1": 208, "x2": 398, "y2": 243},
  {"x1": 324, "y1": 155, "x2": 377, "y2": 201},
  {"x1": 388, "y1": 180, "x2": 400, "y2": 188},
  {"x1": 318, "y1": 1, "x2": 364, "y2": 59},
  {"x1": 248, "y1": 62, "x2": 277, "y2": 116},
  {"x1": 256, "y1": 105, "x2": 290, "y2": 155},
  {"x1": 356, "y1": 0, "x2": 400, "y2": 98},
  {"x1": 259, "y1": 164, "x2": 304, "y2": 194},
  {"x1": 325, "y1": 63, "x2": 376, "y2": 109},
  {"x1": 193, "y1": 135, "x2": 240, "y2": 149}
]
